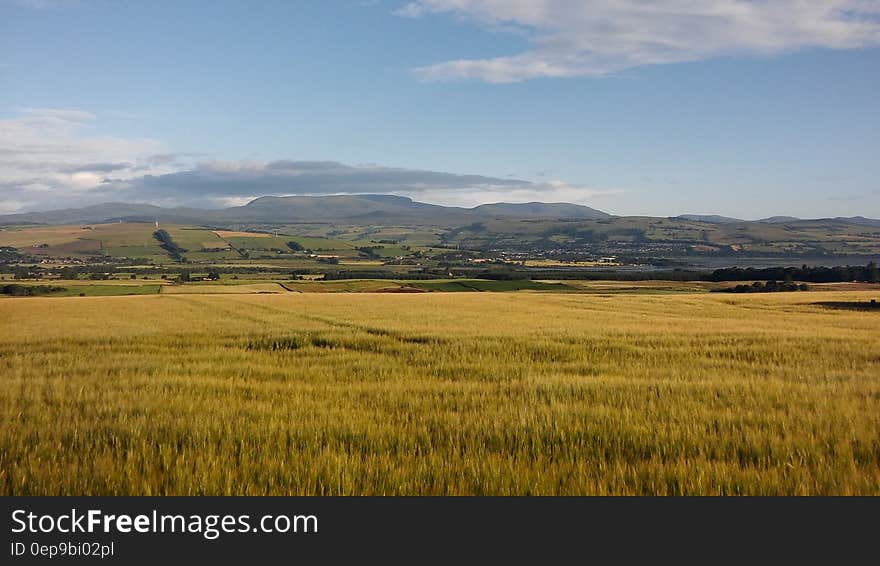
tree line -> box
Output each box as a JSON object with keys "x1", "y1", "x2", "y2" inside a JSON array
[
  {"x1": 153, "y1": 229, "x2": 187, "y2": 262},
  {"x1": 1, "y1": 284, "x2": 66, "y2": 296},
  {"x1": 705, "y1": 263, "x2": 879, "y2": 283},
  {"x1": 715, "y1": 281, "x2": 810, "y2": 294}
]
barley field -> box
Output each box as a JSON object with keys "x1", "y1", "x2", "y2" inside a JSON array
[{"x1": 1, "y1": 291, "x2": 878, "y2": 495}]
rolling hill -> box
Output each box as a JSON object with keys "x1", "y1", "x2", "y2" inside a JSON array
[
  {"x1": 2, "y1": 196, "x2": 879, "y2": 262},
  {"x1": 471, "y1": 202, "x2": 609, "y2": 220},
  {"x1": 0, "y1": 195, "x2": 610, "y2": 225}
]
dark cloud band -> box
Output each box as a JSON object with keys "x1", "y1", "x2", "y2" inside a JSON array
[{"x1": 105, "y1": 160, "x2": 534, "y2": 203}]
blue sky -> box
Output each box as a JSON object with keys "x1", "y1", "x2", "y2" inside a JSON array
[{"x1": 1, "y1": 0, "x2": 879, "y2": 218}]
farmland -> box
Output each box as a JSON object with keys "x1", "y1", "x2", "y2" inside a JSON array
[
  {"x1": 4, "y1": 216, "x2": 880, "y2": 276},
  {"x1": 2, "y1": 218, "x2": 879, "y2": 496},
  {"x1": 1, "y1": 290, "x2": 878, "y2": 495},
  {"x1": 0, "y1": 223, "x2": 393, "y2": 260}
]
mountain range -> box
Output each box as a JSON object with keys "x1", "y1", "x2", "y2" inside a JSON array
[
  {"x1": 0, "y1": 195, "x2": 611, "y2": 225},
  {"x1": 675, "y1": 214, "x2": 880, "y2": 227},
  {"x1": 0, "y1": 194, "x2": 877, "y2": 228}
]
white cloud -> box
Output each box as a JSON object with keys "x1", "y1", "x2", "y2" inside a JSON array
[
  {"x1": 0, "y1": 108, "x2": 618, "y2": 211},
  {"x1": 397, "y1": 180, "x2": 623, "y2": 208},
  {"x1": 0, "y1": 199, "x2": 28, "y2": 214},
  {"x1": 0, "y1": 108, "x2": 184, "y2": 212},
  {"x1": 211, "y1": 195, "x2": 260, "y2": 208},
  {"x1": 17, "y1": 107, "x2": 96, "y2": 122},
  {"x1": 397, "y1": 0, "x2": 880, "y2": 82}
]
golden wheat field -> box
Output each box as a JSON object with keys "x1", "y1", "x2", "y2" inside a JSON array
[{"x1": 1, "y1": 290, "x2": 879, "y2": 495}]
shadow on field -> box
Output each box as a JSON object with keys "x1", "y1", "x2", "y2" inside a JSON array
[{"x1": 815, "y1": 300, "x2": 880, "y2": 312}]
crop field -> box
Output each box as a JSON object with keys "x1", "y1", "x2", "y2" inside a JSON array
[
  {"x1": 159, "y1": 283, "x2": 287, "y2": 294},
  {"x1": 1, "y1": 290, "x2": 878, "y2": 495}
]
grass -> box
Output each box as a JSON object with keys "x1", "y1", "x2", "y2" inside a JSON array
[
  {"x1": 283, "y1": 236, "x2": 357, "y2": 252},
  {"x1": 441, "y1": 216, "x2": 880, "y2": 256},
  {"x1": 0, "y1": 283, "x2": 163, "y2": 297},
  {"x1": 411, "y1": 279, "x2": 575, "y2": 292},
  {"x1": 53, "y1": 284, "x2": 163, "y2": 297},
  {"x1": 167, "y1": 228, "x2": 241, "y2": 261},
  {"x1": 18, "y1": 278, "x2": 169, "y2": 286},
  {"x1": 0, "y1": 222, "x2": 169, "y2": 260},
  {"x1": 0, "y1": 223, "x2": 280, "y2": 262},
  {"x1": 280, "y1": 279, "x2": 407, "y2": 293},
  {"x1": 0, "y1": 225, "x2": 98, "y2": 247},
  {"x1": 0, "y1": 290, "x2": 878, "y2": 495},
  {"x1": 160, "y1": 283, "x2": 285, "y2": 295},
  {"x1": 3, "y1": 277, "x2": 874, "y2": 297}
]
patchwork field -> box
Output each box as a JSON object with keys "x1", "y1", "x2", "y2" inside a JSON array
[
  {"x1": 0, "y1": 223, "x2": 360, "y2": 263},
  {"x1": 1, "y1": 290, "x2": 878, "y2": 495},
  {"x1": 0, "y1": 223, "x2": 168, "y2": 260}
]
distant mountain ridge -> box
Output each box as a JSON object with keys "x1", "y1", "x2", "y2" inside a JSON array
[
  {"x1": 472, "y1": 202, "x2": 609, "y2": 219},
  {"x1": 0, "y1": 195, "x2": 611, "y2": 225},
  {"x1": 759, "y1": 216, "x2": 801, "y2": 223},
  {"x1": 1, "y1": 196, "x2": 876, "y2": 229},
  {"x1": 676, "y1": 214, "x2": 745, "y2": 224},
  {"x1": 836, "y1": 216, "x2": 880, "y2": 228},
  {"x1": 676, "y1": 214, "x2": 880, "y2": 227},
  {"x1": 0, "y1": 202, "x2": 210, "y2": 226}
]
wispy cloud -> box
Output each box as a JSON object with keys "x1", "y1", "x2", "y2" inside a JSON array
[
  {"x1": 396, "y1": 0, "x2": 880, "y2": 82},
  {"x1": 0, "y1": 105, "x2": 616, "y2": 212},
  {"x1": 0, "y1": 107, "x2": 182, "y2": 212},
  {"x1": 405, "y1": 180, "x2": 623, "y2": 208},
  {"x1": 15, "y1": 107, "x2": 96, "y2": 121}
]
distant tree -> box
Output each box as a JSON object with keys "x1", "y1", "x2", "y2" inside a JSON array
[
  {"x1": 719, "y1": 279, "x2": 806, "y2": 294},
  {"x1": 0, "y1": 247, "x2": 23, "y2": 263},
  {"x1": 475, "y1": 267, "x2": 518, "y2": 281},
  {"x1": 356, "y1": 246, "x2": 380, "y2": 259},
  {"x1": 2, "y1": 284, "x2": 66, "y2": 296},
  {"x1": 177, "y1": 271, "x2": 191, "y2": 283},
  {"x1": 206, "y1": 271, "x2": 221, "y2": 281},
  {"x1": 867, "y1": 262, "x2": 879, "y2": 283},
  {"x1": 286, "y1": 241, "x2": 304, "y2": 252},
  {"x1": 706, "y1": 263, "x2": 879, "y2": 284}
]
